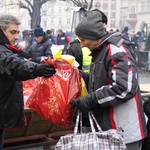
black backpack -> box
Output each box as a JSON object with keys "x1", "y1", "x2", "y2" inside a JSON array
[{"x1": 141, "y1": 97, "x2": 150, "y2": 150}]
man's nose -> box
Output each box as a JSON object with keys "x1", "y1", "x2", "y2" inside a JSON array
[{"x1": 15, "y1": 33, "x2": 19, "y2": 40}]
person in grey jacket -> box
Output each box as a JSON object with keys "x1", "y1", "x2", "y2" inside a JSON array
[
  {"x1": 0, "y1": 15, "x2": 56, "y2": 149},
  {"x1": 19, "y1": 26, "x2": 53, "y2": 63},
  {"x1": 70, "y1": 10, "x2": 147, "y2": 150}
]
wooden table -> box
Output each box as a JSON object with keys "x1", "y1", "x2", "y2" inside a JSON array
[{"x1": 140, "y1": 84, "x2": 150, "y2": 93}]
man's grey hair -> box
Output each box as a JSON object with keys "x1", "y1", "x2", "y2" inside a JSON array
[{"x1": 0, "y1": 14, "x2": 21, "y2": 30}]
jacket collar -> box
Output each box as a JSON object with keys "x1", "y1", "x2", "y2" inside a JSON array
[{"x1": 0, "y1": 28, "x2": 10, "y2": 44}]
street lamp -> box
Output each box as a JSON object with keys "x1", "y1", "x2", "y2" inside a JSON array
[
  {"x1": 70, "y1": 6, "x2": 86, "y2": 40},
  {"x1": 146, "y1": 23, "x2": 150, "y2": 37}
]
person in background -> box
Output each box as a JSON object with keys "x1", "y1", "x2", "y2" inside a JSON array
[
  {"x1": 116, "y1": 29, "x2": 120, "y2": 32},
  {"x1": 19, "y1": 26, "x2": 53, "y2": 63},
  {"x1": 67, "y1": 9, "x2": 107, "y2": 73},
  {"x1": 0, "y1": 14, "x2": 56, "y2": 149},
  {"x1": 121, "y1": 26, "x2": 129, "y2": 40},
  {"x1": 69, "y1": 10, "x2": 147, "y2": 150},
  {"x1": 67, "y1": 38, "x2": 92, "y2": 72},
  {"x1": 131, "y1": 31, "x2": 142, "y2": 51},
  {"x1": 22, "y1": 30, "x2": 33, "y2": 51},
  {"x1": 46, "y1": 29, "x2": 55, "y2": 44},
  {"x1": 67, "y1": 38, "x2": 83, "y2": 70},
  {"x1": 109, "y1": 29, "x2": 114, "y2": 33},
  {"x1": 55, "y1": 29, "x2": 70, "y2": 54}
]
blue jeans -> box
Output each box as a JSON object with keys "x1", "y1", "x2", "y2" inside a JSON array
[{"x1": 0, "y1": 129, "x2": 4, "y2": 150}]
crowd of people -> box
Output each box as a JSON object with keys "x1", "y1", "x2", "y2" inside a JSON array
[
  {"x1": 22, "y1": 27, "x2": 71, "y2": 57},
  {"x1": 0, "y1": 8, "x2": 149, "y2": 150}
]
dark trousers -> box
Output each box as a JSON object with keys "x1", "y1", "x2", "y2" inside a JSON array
[
  {"x1": 0, "y1": 129, "x2": 4, "y2": 150},
  {"x1": 126, "y1": 140, "x2": 142, "y2": 150}
]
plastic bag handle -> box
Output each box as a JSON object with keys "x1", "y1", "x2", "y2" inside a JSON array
[
  {"x1": 74, "y1": 110, "x2": 102, "y2": 135},
  {"x1": 73, "y1": 110, "x2": 80, "y2": 135},
  {"x1": 72, "y1": 111, "x2": 99, "y2": 150},
  {"x1": 88, "y1": 112, "x2": 102, "y2": 132}
]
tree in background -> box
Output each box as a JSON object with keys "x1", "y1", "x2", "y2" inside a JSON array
[
  {"x1": 69, "y1": 0, "x2": 93, "y2": 10},
  {"x1": 19, "y1": 0, "x2": 53, "y2": 28},
  {"x1": 18, "y1": 0, "x2": 94, "y2": 28}
]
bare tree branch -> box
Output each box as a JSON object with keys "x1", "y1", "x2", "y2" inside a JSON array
[
  {"x1": 19, "y1": 1, "x2": 32, "y2": 16},
  {"x1": 40, "y1": 0, "x2": 50, "y2": 5},
  {"x1": 71, "y1": 0, "x2": 81, "y2": 6},
  {"x1": 88, "y1": 0, "x2": 93, "y2": 10},
  {"x1": 24, "y1": 0, "x2": 33, "y2": 9}
]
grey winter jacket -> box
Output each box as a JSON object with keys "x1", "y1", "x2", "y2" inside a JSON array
[
  {"x1": 88, "y1": 32, "x2": 147, "y2": 144},
  {"x1": 19, "y1": 34, "x2": 53, "y2": 63}
]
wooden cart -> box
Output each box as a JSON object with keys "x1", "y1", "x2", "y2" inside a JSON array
[{"x1": 3, "y1": 107, "x2": 74, "y2": 150}]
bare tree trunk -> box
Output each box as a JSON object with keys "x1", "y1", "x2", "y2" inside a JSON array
[
  {"x1": 31, "y1": 1, "x2": 41, "y2": 28},
  {"x1": 19, "y1": 0, "x2": 50, "y2": 29}
]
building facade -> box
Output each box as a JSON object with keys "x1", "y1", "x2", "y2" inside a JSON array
[
  {"x1": 0, "y1": 0, "x2": 149, "y2": 36},
  {"x1": 92, "y1": 0, "x2": 121, "y2": 31},
  {"x1": 120, "y1": 0, "x2": 150, "y2": 33}
]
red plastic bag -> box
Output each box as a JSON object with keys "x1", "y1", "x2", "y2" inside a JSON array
[
  {"x1": 25, "y1": 57, "x2": 81, "y2": 126},
  {"x1": 22, "y1": 77, "x2": 41, "y2": 104}
]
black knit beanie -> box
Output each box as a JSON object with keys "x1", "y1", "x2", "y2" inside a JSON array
[
  {"x1": 34, "y1": 25, "x2": 44, "y2": 36},
  {"x1": 75, "y1": 11, "x2": 107, "y2": 40}
]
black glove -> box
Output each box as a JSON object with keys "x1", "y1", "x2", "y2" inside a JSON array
[
  {"x1": 35, "y1": 63, "x2": 56, "y2": 77},
  {"x1": 69, "y1": 93, "x2": 97, "y2": 113}
]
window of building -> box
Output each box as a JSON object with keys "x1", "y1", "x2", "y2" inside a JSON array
[
  {"x1": 9, "y1": 8, "x2": 14, "y2": 13},
  {"x1": 51, "y1": 7, "x2": 54, "y2": 12},
  {"x1": 141, "y1": 1, "x2": 150, "y2": 12},
  {"x1": 10, "y1": 0, "x2": 14, "y2": 5},
  {"x1": 103, "y1": 3, "x2": 108, "y2": 9},
  {"x1": 121, "y1": 10, "x2": 123, "y2": 17},
  {"x1": 67, "y1": 18, "x2": 71, "y2": 25},
  {"x1": 111, "y1": 3, "x2": 116, "y2": 10},
  {"x1": 51, "y1": 18, "x2": 54, "y2": 24},
  {"x1": 110, "y1": 21, "x2": 115, "y2": 28},
  {"x1": 111, "y1": 12, "x2": 116, "y2": 18},
  {"x1": 95, "y1": 2, "x2": 101, "y2": 9},
  {"x1": 141, "y1": 2, "x2": 146, "y2": 12},
  {"x1": 59, "y1": 7, "x2": 61, "y2": 13},
  {"x1": 28, "y1": 20, "x2": 31, "y2": 27},
  {"x1": 131, "y1": 6, "x2": 136, "y2": 14},
  {"x1": 59, "y1": 18, "x2": 62, "y2": 24},
  {"x1": 43, "y1": 21, "x2": 47, "y2": 27},
  {"x1": 0, "y1": 8, "x2": 4, "y2": 13},
  {"x1": 42, "y1": 10, "x2": 47, "y2": 16},
  {"x1": 146, "y1": 1, "x2": 150, "y2": 12}
]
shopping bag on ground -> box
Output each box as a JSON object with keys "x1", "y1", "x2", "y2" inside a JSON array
[
  {"x1": 25, "y1": 57, "x2": 81, "y2": 126},
  {"x1": 55, "y1": 111, "x2": 127, "y2": 150}
]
